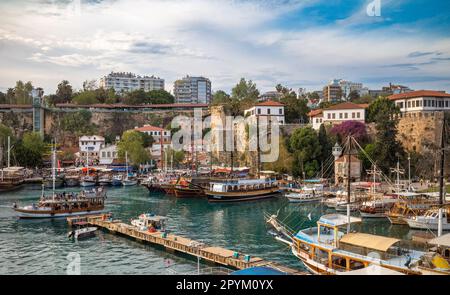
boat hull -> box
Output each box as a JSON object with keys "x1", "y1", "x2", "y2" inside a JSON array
[
  {"x1": 174, "y1": 187, "x2": 205, "y2": 198},
  {"x1": 122, "y1": 180, "x2": 138, "y2": 186},
  {"x1": 207, "y1": 188, "x2": 281, "y2": 203},
  {"x1": 405, "y1": 218, "x2": 450, "y2": 231},
  {"x1": 14, "y1": 208, "x2": 105, "y2": 219},
  {"x1": 80, "y1": 181, "x2": 96, "y2": 187}
]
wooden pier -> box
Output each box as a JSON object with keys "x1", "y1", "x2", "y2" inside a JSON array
[{"x1": 72, "y1": 214, "x2": 307, "y2": 275}]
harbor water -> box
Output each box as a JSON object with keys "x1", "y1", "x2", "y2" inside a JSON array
[{"x1": 0, "y1": 186, "x2": 418, "y2": 274}]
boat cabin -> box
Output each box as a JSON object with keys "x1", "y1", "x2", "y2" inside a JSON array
[
  {"x1": 427, "y1": 234, "x2": 450, "y2": 261},
  {"x1": 209, "y1": 178, "x2": 278, "y2": 193},
  {"x1": 132, "y1": 213, "x2": 168, "y2": 231}
]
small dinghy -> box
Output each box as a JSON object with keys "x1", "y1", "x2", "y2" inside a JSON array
[{"x1": 68, "y1": 227, "x2": 98, "y2": 240}]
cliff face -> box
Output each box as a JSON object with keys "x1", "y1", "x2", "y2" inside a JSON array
[
  {"x1": 397, "y1": 111, "x2": 445, "y2": 153},
  {"x1": 396, "y1": 111, "x2": 449, "y2": 178}
]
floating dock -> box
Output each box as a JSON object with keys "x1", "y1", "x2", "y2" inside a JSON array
[{"x1": 69, "y1": 214, "x2": 307, "y2": 275}]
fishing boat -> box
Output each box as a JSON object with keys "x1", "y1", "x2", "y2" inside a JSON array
[
  {"x1": 285, "y1": 187, "x2": 323, "y2": 203},
  {"x1": 0, "y1": 139, "x2": 25, "y2": 192},
  {"x1": 359, "y1": 193, "x2": 398, "y2": 218},
  {"x1": 80, "y1": 175, "x2": 97, "y2": 187},
  {"x1": 44, "y1": 175, "x2": 64, "y2": 188},
  {"x1": 160, "y1": 180, "x2": 177, "y2": 195},
  {"x1": 65, "y1": 175, "x2": 80, "y2": 187},
  {"x1": 98, "y1": 175, "x2": 112, "y2": 186},
  {"x1": 0, "y1": 168, "x2": 25, "y2": 192},
  {"x1": 206, "y1": 178, "x2": 281, "y2": 203},
  {"x1": 404, "y1": 207, "x2": 450, "y2": 231},
  {"x1": 111, "y1": 174, "x2": 123, "y2": 186},
  {"x1": 131, "y1": 213, "x2": 167, "y2": 231},
  {"x1": 173, "y1": 177, "x2": 206, "y2": 198},
  {"x1": 68, "y1": 227, "x2": 98, "y2": 240},
  {"x1": 386, "y1": 195, "x2": 437, "y2": 225},
  {"x1": 122, "y1": 152, "x2": 137, "y2": 186}
]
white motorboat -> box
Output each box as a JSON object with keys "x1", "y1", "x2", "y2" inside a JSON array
[
  {"x1": 68, "y1": 227, "x2": 98, "y2": 240},
  {"x1": 285, "y1": 187, "x2": 322, "y2": 203},
  {"x1": 80, "y1": 176, "x2": 97, "y2": 187},
  {"x1": 404, "y1": 208, "x2": 450, "y2": 231}
]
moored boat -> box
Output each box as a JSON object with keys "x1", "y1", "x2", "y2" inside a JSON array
[
  {"x1": 206, "y1": 178, "x2": 281, "y2": 203},
  {"x1": 13, "y1": 187, "x2": 107, "y2": 219},
  {"x1": 80, "y1": 176, "x2": 97, "y2": 187},
  {"x1": 285, "y1": 187, "x2": 322, "y2": 203}
]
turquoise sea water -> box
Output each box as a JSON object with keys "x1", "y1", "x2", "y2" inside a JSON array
[{"x1": 0, "y1": 186, "x2": 418, "y2": 275}]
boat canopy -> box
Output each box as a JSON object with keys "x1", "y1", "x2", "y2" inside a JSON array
[
  {"x1": 336, "y1": 264, "x2": 404, "y2": 275},
  {"x1": 340, "y1": 233, "x2": 401, "y2": 252},
  {"x1": 318, "y1": 214, "x2": 362, "y2": 227},
  {"x1": 231, "y1": 266, "x2": 287, "y2": 275},
  {"x1": 428, "y1": 233, "x2": 450, "y2": 247}
]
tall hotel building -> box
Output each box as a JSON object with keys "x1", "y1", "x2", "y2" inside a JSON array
[{"x1": 173, "y1": 76, "x2": 211, "y2": 104}]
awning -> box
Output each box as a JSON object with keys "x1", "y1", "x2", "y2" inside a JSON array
[
  {"x1": 428, "y1": 233, "x2": 450, "y2": 247},
  {"x1": 340, "y1": 233, "x2": 400, "y2": 252},
  {"x1": 337, "y1": 264, "x2": 404, "y2": 275}
]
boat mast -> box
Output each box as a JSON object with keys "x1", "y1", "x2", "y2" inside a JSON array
[
  {"x1": 438, "y1": 117, "x2": 446, "y2": 237},
  {"x1": 125, "y1": 151, "x2": 129, "y2": 181},
  {"x1": 256, "y1": 115, "x2": 260, "y2": 178},
  {"x1": 52, "y1": 141, "x2": 56, "y2": 199},
  {"x1": 407, "y1": 152, "x2": 411, "y2": 191},
  {"x1": 346, "y1": 136, "x2": 351, "y2": 234},
  {"x1": 0, "y1": 142, "x2": 3, "y2": 182},
  {"x1": 7, "y1": 136, "x2": 10, "y2": 168}
]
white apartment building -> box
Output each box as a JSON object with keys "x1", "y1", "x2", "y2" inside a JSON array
[
  {"x1": 389, "y1": 90, "x2": 450, "y2": 114},
  {"x1": 79, "y1": 135, "x2": 105, "y2": 158},
  {"x1": 244, "y1": 101, "x2": 285, "y2": 125},
  {"x1": 99, "y1": 145, "x2": 118, "y2": 165},
  {"x1": 99, "y1": 72, "x2": 164, "y2": 93},
  {"x1": 309, "y1": 102, "x2": 366, "y2": 130},
  {"x1": 134, "y1": 125, "x2": 171, "y2": 158},
  {"x1": 173, "y1": 76, "x2": 211, "y2": 104}
]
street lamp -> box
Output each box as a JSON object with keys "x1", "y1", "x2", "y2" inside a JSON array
[{"x1": 332, "y1": 142, "x2": 343, "y2": 160}]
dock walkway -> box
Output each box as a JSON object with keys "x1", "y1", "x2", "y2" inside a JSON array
[{"x1": 72, "y1": 214, "x2": 307, "y2": 275}]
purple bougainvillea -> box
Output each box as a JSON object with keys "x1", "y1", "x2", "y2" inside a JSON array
[{"x1": 330, "y1": 120, "x2": 368, "y2": 143}]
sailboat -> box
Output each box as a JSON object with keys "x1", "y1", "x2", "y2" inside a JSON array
[
  {"x1": 122, "y1": 151, "x2": 137, "y2": 186},
  {"x1": 13, "y1": 143, "x2": 107, "y2": 218},
  {"x1": 80, "y1": 149, "x2": 97, "y2": 187}
]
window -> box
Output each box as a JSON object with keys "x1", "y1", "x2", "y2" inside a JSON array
[
  {"x1": 267, "y1": 109, "x2": 271, "y2": 115},
  {"x1": 328, "y1": 113, "x2": 331, "y2": 119},
  {"x1": 357, "y1": 112, "x2": 360, "y2": 118},
  {"x1": 408, "y1": 101, "x2": 411, "y2": 108},
  {"x1": 339, "y1": 113, "x2": 343, "y2": 119},
  {"x1": 332, "y1": 113, "x2": 335, "y2": 119},
  {"x1": 279, "y1": 108, "x2": 282, "y2": 114},
  {"x1": 344, "y1": 113, "x2": 348, "y2": 119},
  {"x1": 102, "y1": 152, "x2": 106, "y2": 157},
  {"x1": 352, "y1": 112, "x2": 355, "y2": 119},
  {"x1": 257, "y1": 108, "x2": 261, "y2": 114}
]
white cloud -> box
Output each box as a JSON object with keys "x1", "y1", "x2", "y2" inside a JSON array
[{"x1": 0, "y1": 0, "x2": 449, "y2": 94}]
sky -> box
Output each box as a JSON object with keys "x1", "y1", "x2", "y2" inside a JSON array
[{"x1": 0, "y1": 0, "x2": 450, "y2": 95}]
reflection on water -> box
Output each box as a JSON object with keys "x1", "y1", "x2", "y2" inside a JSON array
[{"x1": 0, "y1": 186, "x2": 425, "y2": 274}]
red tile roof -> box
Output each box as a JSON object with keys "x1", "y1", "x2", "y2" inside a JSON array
[
  {"x1": 255, "y1": 100, "x2": 284, "y2": 107},
  {"x1": 325, "y1": 102, "x2": 366, "y2": 111},
  {"x1": 388, "y1": 90, "x2": 450, "y2": 101},
  {"x1": 308, "y1": 109, "x2": 323, "y2": 117},
  {"x1": 135, "y1": 125, "x2": 166, "y2": 132}
]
